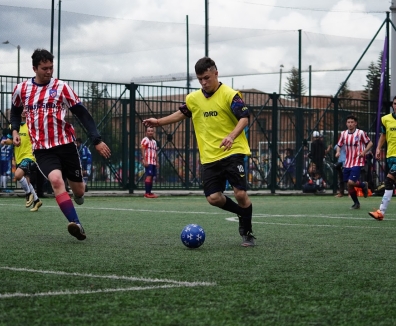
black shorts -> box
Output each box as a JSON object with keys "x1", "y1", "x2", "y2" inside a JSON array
[
  {"x1": 34, "y1": 142, "x2": 83, "y2": 182},
  {"x1": 202, "y1": 154, "x2": 248, "y2": 197},
  {"x1": 16, "y1": 158, "x2": 37, "y2": 176}
]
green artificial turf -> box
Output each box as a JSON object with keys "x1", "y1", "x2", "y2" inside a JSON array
[{"x1": 1, "y1": 195, "x2": 396, "y2": 325}]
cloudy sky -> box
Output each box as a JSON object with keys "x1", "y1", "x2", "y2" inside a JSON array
[{"x1": 0, "y1": 0, "x2": 392, "y2": 95}]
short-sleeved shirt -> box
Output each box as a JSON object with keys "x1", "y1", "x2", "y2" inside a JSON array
[
  {"x1": 12, "y1": 77, "x2": 81, "y2": 150},
  {"x1": 337, "y1": 129, "x2": 371, "y2": 168},
  {"x1": 141, "y1": 137, "x2": 158, "y2": 165}
]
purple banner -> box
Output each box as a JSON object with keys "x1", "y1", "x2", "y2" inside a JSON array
[{"x1": 376, "y1": 36, "x2": 388, "y2": 146}]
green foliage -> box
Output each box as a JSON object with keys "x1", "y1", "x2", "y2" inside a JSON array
[
  {"x1": 283, "y1": 66, "x2": 307, "y2": 98},
  {"x1": 337, "y1": 81, "x2": 352, "y2": 99},
  {"x1": 2, "y1": 195, "x2": 396, "y2": 325},
  {"x1": 361, "y1": 51, "x2": 388, "y2": 101}
]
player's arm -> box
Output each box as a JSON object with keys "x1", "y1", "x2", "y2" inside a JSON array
[
  {"x1": 10, "y1": 104, "x2": 23, "y2": 146},
  {"x1": 141, "y1": 144, "x2": 147, "y2": 167},
  {"x1": 220, "y1": 94, "x2": 249, "y2": 151},
  {"x1": 0, "y1": 138, "x2": 13, "y2": 146},
  {"x1": 143, "y1": 110, "x2": 187, "y2": 128},
  {"x1": 69, "y1": 103, "x2": 111, "y2": 159}
]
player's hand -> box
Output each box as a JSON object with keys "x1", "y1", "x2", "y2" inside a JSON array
[
  {"x1": 220, "y1": 135, "x2": 234, "y2": 151},
  {"x1": 95, "y1": 142, "x2": 111, "y2": 159},
  {"x1": 375, "y1": 148, "x2": 381, "y2": 159},
  {"x1": 12, "y1": 133, "x2": 21, "y2": 147},
  {"x1": 143, "y1": 118, "x2": 159, "y2": 128}
]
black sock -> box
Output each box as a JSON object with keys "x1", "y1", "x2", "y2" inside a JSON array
[
  {"x1": 221, "y1": 196, "x2": 242, "y2": 215},
  {"x1": 240, "y1": 204, "x2": 253, "y2": 234}
]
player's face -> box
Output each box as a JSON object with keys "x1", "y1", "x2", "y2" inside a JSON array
[
  {"x1": 196, "y1": 68, "x2": 219, "y2": 93},
  {"x1": 33, "y1": 60, "x2": 53, "y2": 84},
  {"x1": 346, "y1": 118, "x2": 357, "y2": 131},
  {"x1": 146, "y1": 127, "x2": 154, "y2": 139}
]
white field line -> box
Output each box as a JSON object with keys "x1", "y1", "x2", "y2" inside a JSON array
[
  {"x1": 226, "y1": 217, "x2": 396, "y2": 229},
  {"x1": 1, "y1": 202, "x2": 395, "y2": 220},
  {"x1": 0, "y1": 266, "x2": 216, "y2": 299}
]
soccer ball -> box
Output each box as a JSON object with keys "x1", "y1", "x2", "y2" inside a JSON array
[{"x1": 180, "y1": 224, "x2": 205, "y2": 248}]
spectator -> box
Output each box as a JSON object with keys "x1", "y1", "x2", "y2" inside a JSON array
[
  {"x1": 1, "y1": 130, "x2": 13, "y2": 191},
  {"x1": 334, "y1": 144, "x2": 346, "y2": 197},
  {"x1": 310, "y1": 131, "x2": 325, "y2": 179},
  {"x1": 283, "y1": 148, "x2": 295, "y2": 187},
  {"x1": 75, "y1": 138, "x2": 92, "y2": 192}
]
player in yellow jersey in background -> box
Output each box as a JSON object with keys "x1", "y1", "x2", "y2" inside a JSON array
[
  {"x1": 369, "y1": 96, "x2": 396, "y2": 221},
  {"x1": 143, "y1": 57, "x2": 255, "y2": 246},
  {"x1": 1, "y1": 111, "x2": 42, "y2": 211}
]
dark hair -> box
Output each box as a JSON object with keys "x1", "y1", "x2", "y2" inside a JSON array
[
  {"x1": 76, "y1": 138, "x2": 82, "y2": 143},
  {"x1": 32, "y1": 49, "x2": 54, "y2": 68},
  {"x1": 195, "y1": 57, "x2": 217, "y2": 75},
  {"x1": 346, "y1": 114, "x2": 357, "y2": 122}
]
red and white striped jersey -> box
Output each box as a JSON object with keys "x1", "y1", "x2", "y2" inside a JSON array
[
  {"x1": 12, "y1": 78, "x2": 81, "y2": 150},
  {"x1": 141, "y1": 137, "x2": 158, "y2": 165},
  {"x1": 337, "y1": 129, "x2": 371, "y2": 168}
]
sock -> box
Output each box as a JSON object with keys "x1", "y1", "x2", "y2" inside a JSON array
[
  {"x1": 240, "y1": 204, "x2": 253, "y2": 234},
  {"x1": 379, "y1": 189, "x2": 393, "y2": 215},
  {"x1": 1, "y1": 175, "x2": 6, "y2": 188},
  {"x1": 348, "y1": 188, "x2": 359, "y2": 204},
  {"x1": 19, "y1": 176, "x2": 31, "y2": 193},
  {"x1": 56, "y1": 192, "x2": 81, "y2": 224},
  {"x1": 28, "y1": 183, "x2": 38, "y2": 201},
  {"x1": 220, "y1": 196, "x2": 242, "y2": 215},
  {"x1": 145, "y1": 181, "x2": 152, "y2": 194}
]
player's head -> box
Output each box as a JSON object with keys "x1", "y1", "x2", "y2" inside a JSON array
[
  {"x1": 146, "y1": 127, "x2": 154, "y2": 139},
  {"x1": 32, "y1": 49, "x2": 54, "y2": 84},
  {"x1": 75, "y1": 138, "x2": 82, "y2": 146},
  {"x1": 195, "y1": 57, "x2": 219, "y2": 93},
  {"x1": 345, "y1": 115, "x2": 357, "y2": 131}
]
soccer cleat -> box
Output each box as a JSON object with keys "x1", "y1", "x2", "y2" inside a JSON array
[
  {"x1": 241, "y1": 232, "x2": 256, "y2": 247},
  {"x1": 368, "y1": 210, "x2": 384, "y2": 221},
  {"x1": 67, "y1": 222, "x2": 86, "y2": 240},
  {"x1": 74, "y1": 195, "x2": 85, "y2": 205},
  {"x1": 25, "y1": 192, "x2": 34, "y2": 207},
  {"x1": 144, "y1": 193, "x2": 158, "y2": 198},
  {"x1": 362, "y1": 182, "x2": 369, "y2": 198},
  {"x1": 350, "y1": 203, "x2": 360, "y2": 209},
  {"x1": 30, "y1": 199, "x2": 42, "y2": 212}
]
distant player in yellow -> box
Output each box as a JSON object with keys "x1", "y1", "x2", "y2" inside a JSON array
[
  {"x1": 143, "y1": 57, "x2": 255, "y2": 246},
  {"x1": 1, "y1": 111, "x2": 42, "y2": 211}
]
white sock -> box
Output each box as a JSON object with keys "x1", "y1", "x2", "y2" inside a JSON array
[
  {"x1": 19, "y1": 176, "x2": 31, "y2": 193},
  {"x1": 379, "y1": 189, "x2": 393, "y2": 215},
  {"x1": 29, "y1": 183, "x2": 38, "y2": 201},
  {"x1": 1, "y1": 175, "x2": 6, "y2": 188}
]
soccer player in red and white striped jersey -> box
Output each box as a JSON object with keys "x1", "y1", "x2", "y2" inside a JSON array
[
  {"x1": 336, "y1": 115, "x2": 373, "y2": 209},
  {"x1": 141, "y1": 127, "x2": 158, "y2": 198},
  {"x1": 10, "y1": 49, "x2": 111, "y2": 241}
]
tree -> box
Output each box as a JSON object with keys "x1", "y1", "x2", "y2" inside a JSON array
[
  {"x1": 362, "y1": 51, "x2": 382, "y2": 101},
  {"x1": 337, "y1": 81, "x2": 352, "y2": 99},
  {"x1": 283, "y1": 66, "x2": 307, "y2": 98}
]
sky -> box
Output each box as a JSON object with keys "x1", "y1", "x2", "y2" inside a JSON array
[{"x1": 0, "y1": 0, "x2": 392, "y2": 95}]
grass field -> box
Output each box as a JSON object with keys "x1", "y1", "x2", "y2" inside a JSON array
[{"x1": 1, "y1": 194, "x2": 396, "y2": 325}]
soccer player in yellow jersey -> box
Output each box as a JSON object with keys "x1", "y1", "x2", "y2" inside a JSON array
[
  {"x1": 369, "y1": 97, "x2": 396, "y2": 221},
  {"x1": 143, "y1": 57, "x2": 255, "y2": 246},
  {"x1": 1, "y1": 111, "x2": 42, "y2": 211}
]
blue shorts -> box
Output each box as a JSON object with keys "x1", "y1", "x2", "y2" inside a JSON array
[
  {"x1": 343, "y1": 166, "x2": 362, "y2": 183},
  {"x1": 0, "y1": 160, "x2": 10, "y2": 176},
  {"x1": 145, "y1": 164, "x2": 157, "y2": 177}
]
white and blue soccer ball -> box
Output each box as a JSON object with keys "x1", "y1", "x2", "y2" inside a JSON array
[{"x1": 180, "y1": 224, "x2": 205, "y2": 248}]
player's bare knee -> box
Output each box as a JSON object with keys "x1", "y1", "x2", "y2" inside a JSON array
[{"x1": 206, "y1": 193, "x2": 223, "y2": 207}]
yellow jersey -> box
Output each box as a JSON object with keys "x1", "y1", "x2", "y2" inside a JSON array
[{"x1": 186, "y1": 84, "x2": 251, "y2": 164}]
